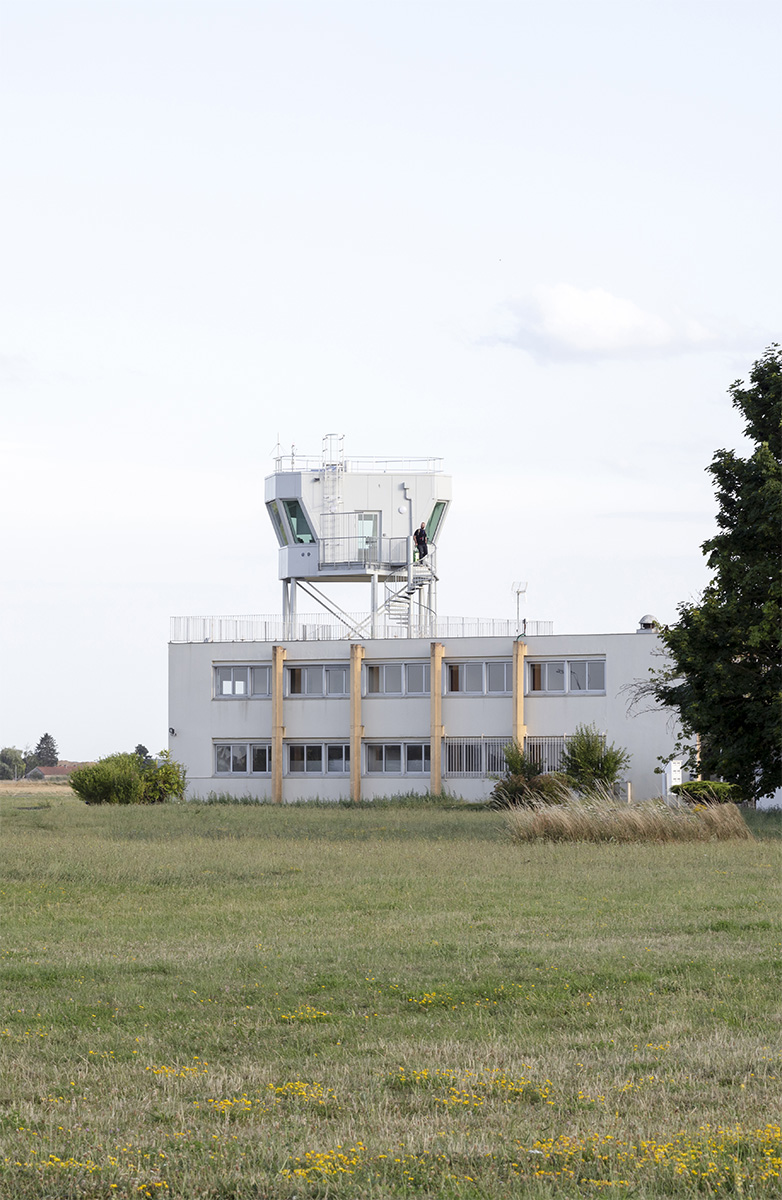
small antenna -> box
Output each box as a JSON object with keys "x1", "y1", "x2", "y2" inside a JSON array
[{"x1": 511, "y1": 581, "x2": 528, "y2": 633}]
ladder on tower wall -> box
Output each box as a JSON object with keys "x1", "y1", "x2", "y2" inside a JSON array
[{"x1": 320, "y1": 434, "x2": 345, "y2": 544}]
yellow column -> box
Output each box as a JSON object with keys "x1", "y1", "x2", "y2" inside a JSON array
[
  {"x1": 350, "y1": 643, "x2": 364, "y2": 802},
  {"x1": 512, "y1": 639, "x2": 527, "y2": 748},
  {"x1": 271, "y1": 645, "x2": 286, "y2": 803},
  {"x1": 430, "y1": 642, "x2": 445, "y2": 794}
]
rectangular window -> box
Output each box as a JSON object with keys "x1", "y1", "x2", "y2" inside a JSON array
[
  {"x1": 567, "y1": 660, "x2": 605, "y2": 691},
  {"x1": 251, "y1": 666, "x2": 271, "y2": 696},
  {"x1": 366, "y1": 743, "x2": 428, "y2": 774},
  {"x1": 365, "y1": 663, "x2": 405, "y2": 695},
  {"x1": 406, "y1": 662, "x2": 430, "y2": 694},
  {"x1": 447, "y1": 662, "x2": 484, "y2": 693},
  {"x1": 214, "y1": 743, "x2": 271, "y2": 775},
  {"x1": 528, "y1": 660, "x2": 605, "y2": 694},
  {"x1": 327, "y1": 744, "x2": 350, "y2": 773},
  {"x1": 286, "y1": 665, "x2": 347, "y2": 696},
  {"x1": 405, "y1": 744, "x2": 431, "y2": 773},
  {"x1": 366, "y1": 743, "x2": 403, "y2": 773},
  {"x1": 289, "y1": 744, "x2": 324, "y2": 773},
  {"x1": 215, "y1": 666, "x2": 249, "y2": 697},
  {"x1": 486, "y1": 661, "x2": 512, "y2": 693},
  {"x1": 325, "y1": 665, "x2": 349, "y2": 696},
  {"x1": 288, "y1": 744, "x2": 349, "y2": 774},
  {"x1": 251, "y1": 744, "x2": 271, "y2": 773}
]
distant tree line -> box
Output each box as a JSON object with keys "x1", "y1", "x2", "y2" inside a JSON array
[
  {"x1": 0, "y1": 734, "x2": 59, "y2": 779},
  {"x1": 0, "y1": 739, "x2": 161, "y2": 782}
]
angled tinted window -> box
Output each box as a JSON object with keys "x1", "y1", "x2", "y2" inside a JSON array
[{"x1": 282, "y1": 499, "x2": 314, "y2": 544}]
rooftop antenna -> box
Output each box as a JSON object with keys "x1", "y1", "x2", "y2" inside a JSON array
[{"x1": 511, "y1": 581, "x2": 528, "y2": 635}]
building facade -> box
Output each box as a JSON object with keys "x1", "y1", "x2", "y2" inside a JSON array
[{"x1": 168, "y1": 621, "x2": 674, "y2": 802}]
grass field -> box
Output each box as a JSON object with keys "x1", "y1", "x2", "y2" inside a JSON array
[{"x1": 1, "y1": 787, "x2": 780, "y2": 1198}]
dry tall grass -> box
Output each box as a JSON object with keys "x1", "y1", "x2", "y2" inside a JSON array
[{"x1": 505, "y1": 791, "x2": 752, "y2": 843}]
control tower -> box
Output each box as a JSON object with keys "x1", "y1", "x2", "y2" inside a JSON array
[{"x1": 265, "y1": 435, "x2": 451, "y2": 638}]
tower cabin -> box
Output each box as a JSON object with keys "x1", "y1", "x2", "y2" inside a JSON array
[{"x1": 265, "y1": 436, "x2": 452, "y2": 639}]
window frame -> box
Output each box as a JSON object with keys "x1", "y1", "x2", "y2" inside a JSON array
[
  {"x1": 214, "y1": 665, "x2": 250, "y2": 698},
  {"x1": 365, "y1": 662, "x2": 429, "y2": 696},
  {"x1": 485, "y1": 660, "x2": 513, "y2": 694},
  {"x1": 365, "y1": 742, "x2": 431, "y2": 775},
  {"x1": 286, "y1": 664, "x2": 349, "y2": 697},
  {"x1": 445, "y1": 661, "x2": 485, "y2": 695},
  {"x1": 527, "y1": 658, "x2": 606, "y2": 695},
  {"x1": 214, "y1": 742, "x2": 272, "y2": 775},
  {"x1": 214, "y1": 665, "x2": 271, "y2": 699},
  {"x1": 287, "y1": 742, "x2": 350, "y2": 776}
]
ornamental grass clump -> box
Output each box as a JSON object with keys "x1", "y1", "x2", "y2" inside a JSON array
[{"x1": 505, "y1": 789, "x2": 752, "y2": 843}]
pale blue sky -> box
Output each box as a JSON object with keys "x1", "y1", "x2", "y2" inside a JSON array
[{"x1": 1, "y1": 0, "x2": 779, "y2": 758}]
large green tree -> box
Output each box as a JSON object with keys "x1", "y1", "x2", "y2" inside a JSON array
[{"x1": 651, "y1": 346, "x2": 781, "y2": 802}]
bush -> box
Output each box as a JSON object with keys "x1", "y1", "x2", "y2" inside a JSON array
[
  {"x1": 70, "y1": 751, "x2": 187, "y2": 805},
  {"x1": 560, "y1": 724, "x2": 631, "y2": 791},
  {"x1": 488, "y1": 743, "x2": 569, "y2": 809},
  {"x1": 671, "y1": 780, "x2": 742, "y2": 804}
]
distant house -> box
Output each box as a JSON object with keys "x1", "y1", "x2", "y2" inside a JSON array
[{"x1": 23, "y1": 762, "x2": 92, "y2": 781}]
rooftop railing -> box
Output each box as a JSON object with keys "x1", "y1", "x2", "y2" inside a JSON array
[
  {"x1": 170, "y1": 614, "x2": 554, "y2": 643},
  {"x1": 273, "y1": 453, "x2": 443, "y2": 475}
]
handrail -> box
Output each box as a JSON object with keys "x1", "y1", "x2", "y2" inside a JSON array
[{"x1": 170, "y1": 614, "x2": 554, "y2": 643}]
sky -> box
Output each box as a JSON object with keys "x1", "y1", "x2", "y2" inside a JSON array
[{"x1": 1, "y1": 0, "x2": 780, "y2": 761}]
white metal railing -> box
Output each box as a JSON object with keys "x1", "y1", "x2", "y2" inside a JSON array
[
  {"x1": 319, "y1": 535, "x2": 409, "y2": 569},
  {"x1": 273, "y1": 452, "x2": 443, "y2": 475},
  {"x1": 524, "y1": 733, "x2": 604, "y2": 774},
  {"x1": 170, "y1": 614, "x2": 554, "y2": 643},
  {"x1": 444, "y1": 737, "x2": 512, "y2": 777},
  {"x1": 524, "y1": 736, "x2": 567, "y2": 774}
]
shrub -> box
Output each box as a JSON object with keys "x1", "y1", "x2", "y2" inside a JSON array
[
  {"x1": 488, "y1": 741, "x2": 549, "y2": 808},
  {"x1": 489, "y1": 770, "x2": 570, "y2": 809},
  {"x1": 671, "y1": 780, "x2": 742, "y2": 804},
  {"x1": 560, "y1": 724, "x2": 631, "y2": 790},
  {"x1": 140, "y1": 751, "x2": 187, "y2": 804},
  {"x1": 70, "y1": 751, "x2": 187, "y2": 805}
]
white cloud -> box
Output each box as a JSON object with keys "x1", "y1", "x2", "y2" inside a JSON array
[{"x1": 494, "y1": 285, "x2": 743, "y2": 362}]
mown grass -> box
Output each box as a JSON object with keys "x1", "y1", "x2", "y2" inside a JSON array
[{"x1": 1, "y1": 791, "x2": 780, "y2": 1198}]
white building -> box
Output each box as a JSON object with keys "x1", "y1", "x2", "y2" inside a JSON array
[{"x1": 168, "y1": 442, "x2": 677, "y2": 802}]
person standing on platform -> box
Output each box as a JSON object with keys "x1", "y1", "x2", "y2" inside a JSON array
[{"x1": 413, "y1": 522, "x2": 428, "y2": 562}]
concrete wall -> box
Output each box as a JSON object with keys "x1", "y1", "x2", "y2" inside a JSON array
[{"x1": 168, "y1": 630, "x2": 676, "y2": 802}]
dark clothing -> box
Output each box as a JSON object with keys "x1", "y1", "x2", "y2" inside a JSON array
[{"x1": 414, "y1": 527, "x2": 428, "y2": 560}]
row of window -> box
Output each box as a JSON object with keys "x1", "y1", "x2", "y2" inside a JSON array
[
  {"x1": 215, "y1": 659, "x2": 605, "y2": 699},
  {"x1": 215, "y1": 742, "x2": 432, "y2": 776}
]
